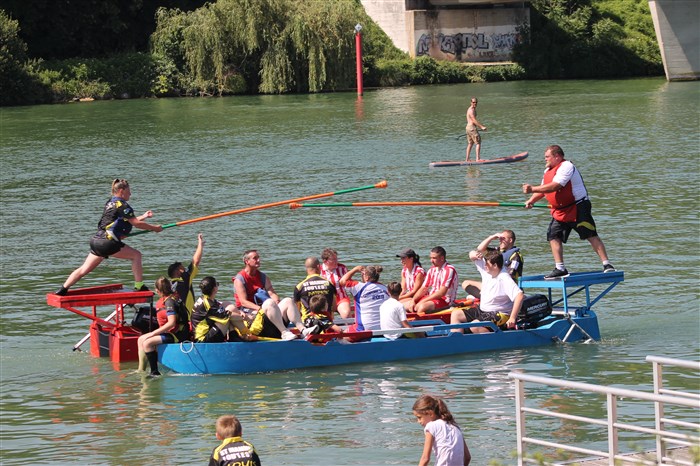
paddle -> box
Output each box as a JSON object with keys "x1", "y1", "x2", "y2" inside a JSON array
[
  {"x1": 128, "y1": 180, "x2": 387, "y2": 236},
  {"x1": 290, "y1": 201, "x2": 550, "y2": 209}
]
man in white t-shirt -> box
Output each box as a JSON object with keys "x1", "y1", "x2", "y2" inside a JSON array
[{"x1": 450, "y1": 249, "x2": 523, "y2": 334}]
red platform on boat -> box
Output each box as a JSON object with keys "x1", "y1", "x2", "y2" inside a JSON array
[{"x1": 46, "y1": 284, "x2": 153, "y2": 365}]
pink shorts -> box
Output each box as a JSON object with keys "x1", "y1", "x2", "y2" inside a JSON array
[
  {"x1": 337, "y1": 297, "x2": 350, "y2": 305},
  {"x1": 344, "y1": 323, "x2": 370, "y2": 342}
]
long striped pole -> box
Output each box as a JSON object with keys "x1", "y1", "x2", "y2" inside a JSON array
[
  {"x1": 129, "y1": 180, "x2": 387, "y2": 236},
  {"x1": 290, "y1": 201, "x2": 549, "y2": 209}
]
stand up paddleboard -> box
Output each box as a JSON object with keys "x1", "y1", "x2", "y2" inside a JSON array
[{"x1": 429, "y1": 151, "x2": 528, "y2": 168}]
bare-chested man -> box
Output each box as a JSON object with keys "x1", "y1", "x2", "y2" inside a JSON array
[{"x1": 466, "y1": 97, "x2": 487, "y2": 161}]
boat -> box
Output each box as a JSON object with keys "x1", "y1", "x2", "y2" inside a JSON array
[
  {"x1": 158, "y1": 271, "x2": 624, "y2": 375},
  {"x1": 429, "y1": 151, "x2": 528, "y2": 168},
  {"x1": 45, "y1": 271, "x2": 623, "y2": 374}
]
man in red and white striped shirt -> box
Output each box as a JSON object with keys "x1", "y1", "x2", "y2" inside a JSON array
[{"x1": 409, "y1": 246, "x2": 459, "y2": 314}]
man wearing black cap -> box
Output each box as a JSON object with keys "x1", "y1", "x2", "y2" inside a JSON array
[{"x1": 168, "y1": 233, "x2": 204, "y2": 315}]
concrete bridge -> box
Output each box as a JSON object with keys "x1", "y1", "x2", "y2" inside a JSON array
[
  {"x1": 648, "y1": 0, "x2": 700, "y2": 81},
  {"x1": 361, "y1": 0, "x2": 699, "y2": 81}
]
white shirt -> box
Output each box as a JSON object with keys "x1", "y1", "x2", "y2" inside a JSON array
[
  {"x1": 548, "y1": 160, "x2": 588, "y2": 201},
  {"x1": 348, "y1": 281, "x2": 389, "y2": 331},
  {"x1": 379, "y1": 297, "x2": 407, "y2": 340},
  {"x1": 425, "y1": 419, "x2": 465, "y2": 466},
  {"x1": 475, "y1": 259, "x2": 522, "y2": 313}
]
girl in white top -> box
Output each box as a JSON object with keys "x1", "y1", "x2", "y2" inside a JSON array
[{"x1": 413, "y1": 395, "x2": 471, "y2": 466}]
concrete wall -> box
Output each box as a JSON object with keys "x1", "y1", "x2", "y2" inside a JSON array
[
  {"x1": 408, "y1": 8, "x2": 529, "y2": 62},
  {"x1": 648, "y1": 0, "x2": 700, "y2": 81},
  {"x1": 360, "y1": 0, "x2": 411, "y2": 53}
]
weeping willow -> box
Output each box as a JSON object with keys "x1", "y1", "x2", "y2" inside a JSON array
[{"x1": 151, "y1": 0, "x2": 365, "y2": 95}]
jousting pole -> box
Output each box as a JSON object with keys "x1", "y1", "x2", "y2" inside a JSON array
[
  {"x1": 290, "y1": 201, "x2": 550, "y2": 209},
  {"x1": 354, "y1": 23, "x2": 364, "y2": 97},
  {"x1": 129, "y1": 180, "x2": 387, "y2": 236}
]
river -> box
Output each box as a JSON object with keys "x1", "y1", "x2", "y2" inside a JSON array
[{"x1": 1, "y1": 78, "x2": 698, "y2": 465}]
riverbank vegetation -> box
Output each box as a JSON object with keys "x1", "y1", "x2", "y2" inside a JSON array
[{"x1": 1, "y1": 0, "x2": 663, "y2": 106}]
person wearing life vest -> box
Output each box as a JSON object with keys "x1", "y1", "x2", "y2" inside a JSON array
[
  {"x1": 523, "y1": 145, "x2": 615, "y2": 279},
  {"x1": 54, "y1": 178, "x2": 163, "y2": 296},
  {"x1": 461, "y1": 230, "x2": 523, "y2": 299},
  {"x1": 137, "y1": 277, "x2": 190, "y2": 377}
]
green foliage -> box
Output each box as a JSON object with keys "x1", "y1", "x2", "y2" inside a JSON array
[
  {"x1": 369, "y1": 56, "x2": 525, "y2": 87},
  {"x1": 513, "y1": 0, "x2": 662, "y2": 79},
  {"x1": 150, "y1": 0, "x2": 389, "y2": 95}
]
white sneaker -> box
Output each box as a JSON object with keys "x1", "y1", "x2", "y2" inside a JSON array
[
  {"x1": 281, "y1": 330, "x2": 298, "y2": 341},
  {"x1": 301, "y1": 325, "x2": 319, "y2": 337}
]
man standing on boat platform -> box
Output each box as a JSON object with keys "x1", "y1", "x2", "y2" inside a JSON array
[
  {"x1": 522, "y1": 144, "x2": 615, "y2": 279},
  {"x1": 466, "y1": 97, "x2": 487, "y2": 161}
]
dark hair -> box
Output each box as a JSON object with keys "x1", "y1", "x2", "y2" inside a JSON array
[
  {"x1": 199, "y1": 276, "x2": 218, "y2": 295},
  {"x1": 167, "y1": 261, "x2": 183, "y2": 278},
  {"x1": 363, "y1": 265, "x2": 383, "y2": 283},
  {"x1": 309, "y1": 294, "x2": 328, "y2": 314},
  {"x1": 546, "y1": 144, "x2": 565, "y2": 158},
  {"x1": 387, "y1": 281, "x2": 402, "y2": 297},
  {"x1": 155, "y1": 276, "x2": 172, "y2": 296},
  {"x1": 412, "y1": 394, "x2": 459, "y2": 428},
  {"x1": 321, "y1": 248, "x2": 338, "y2": 261},
  {"x1": 431, "y1": 246, "x2": 446, "y2": 258},
  {"x1": 484, "y1": 249, "x2": 504, "y2": 268}
]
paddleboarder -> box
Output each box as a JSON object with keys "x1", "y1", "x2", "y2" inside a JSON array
[
  {"x1": 522, "y1": 145, "x2": 615, "y2": 279},
  {"x1": 465, "y1": 97, "x2": 487, "y2": 161},
  {"x1": 55, "y1": 178, "x2": 163, "y2": 296}
]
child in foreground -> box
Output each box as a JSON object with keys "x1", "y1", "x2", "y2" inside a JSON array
[
  {"x1": 209, "y1": 415, "x2": 261, "y2": 466},
  {"x1": 413, "y1": 395, "x2": 471, "y2": 466}
]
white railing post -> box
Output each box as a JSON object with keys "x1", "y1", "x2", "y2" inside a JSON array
[
  {"x1": 514, "y1": 377, "x2": 525, "y2": 465},
  {"x1": 652, "y1": 359, "x2": 666, "y2": 463},
  {"x1": 606, "y1": 393, "x2": 619, "y2": 465}
]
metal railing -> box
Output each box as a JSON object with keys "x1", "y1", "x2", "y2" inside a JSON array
[{"x1": 509, "y1": 356, "x2": 700, "y2": 465}]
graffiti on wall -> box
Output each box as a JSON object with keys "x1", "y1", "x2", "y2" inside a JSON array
[{"x1": 416, "y1": 31, "x2": 522, "y2": 60}]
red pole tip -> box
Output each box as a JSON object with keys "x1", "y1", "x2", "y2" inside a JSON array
[
  {"x1": 375, "y1": 180, "x2": 388, "y2": 189},
  {"x1": 289, "y1": 203, "x2": 302, "y2": 210}
]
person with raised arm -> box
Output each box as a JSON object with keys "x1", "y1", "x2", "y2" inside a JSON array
[{"x1": 55, "y1": 178, "x2": 163, "y2": 295}]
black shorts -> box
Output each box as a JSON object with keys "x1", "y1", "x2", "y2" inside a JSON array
[
  {"x1": 460, "y1": 306, "x2": 504, "y2": 333},
  {"x1": 90, "y1": 236, "x2": 124, "y2": 258},
  {"x1": 256, "y1": 314, "x2": 283, "y2": 339},
  {"x1": 547, "y1": 199, "x2": 598, "y2": 243}
]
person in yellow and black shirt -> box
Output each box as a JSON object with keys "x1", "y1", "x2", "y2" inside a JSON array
[
  {"x1": 168, "y1": 233, "x2": 204, "y2": 317},
  {"x1": 191, "y1": 276, "x2": 252, "y2": 343},
  {"x1": 137, "y1": 277, "x2": 190, "y2": 377},
  {"x1": 208, "y1": 415, "x2": 261, "y2": 466},
  {"x1": 293, "y1": 257, "x2": 336, "y2": 323},
  {"x1": 55, "y1": 178, "x2": 163, "y2": 296}
]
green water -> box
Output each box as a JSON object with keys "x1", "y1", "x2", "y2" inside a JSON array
[{"x1": 1, "y1": 78, "x2": 699, "y2": 465}]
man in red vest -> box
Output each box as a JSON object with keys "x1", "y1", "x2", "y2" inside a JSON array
[{"x1": 522, "y1": 145, "x2": 615, "y2": 279}]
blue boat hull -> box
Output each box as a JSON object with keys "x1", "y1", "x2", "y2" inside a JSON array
[{"x1": 159, "y1": 312, "x2": 600, "y2": 375}]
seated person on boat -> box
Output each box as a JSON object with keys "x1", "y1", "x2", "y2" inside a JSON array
[
  {"x1": 191, "y1": 276, "x2": 252, "y2": 342},
  {"x1": 293, "y1": 256, "x2": 337, "y2": 335},
  {"x1": 380, "y1": 282, "x2": 425, "y2": 339},
  {"x1": 406, "y1": 246, "x2": 459, "y2": 314},
  {"x1": 340, "y1": 265, "x2": 389, "y2": 340},
  {"x1": 138, "y1": 277, "x2": 191, "y2": 376},
  {"x1": 450, "y1": 250, "x2": 523, "y2": 334},
  {"x1": 461, "y1": 230, "x2": 523, "y2": 299},
  {"x1": 396, "y1": 248, "x2": 426, "y2": 310},
  {"x1": 320, "y1": 247, "x2": 354, "y2": 319},
  {"x1": 305, "y1": 295, "x2": 343, "y2": 335},
  {"x1": 233, "y1": 249, "x2": 315, "y2": 341}
]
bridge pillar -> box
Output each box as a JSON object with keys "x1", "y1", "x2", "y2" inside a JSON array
[{"x1": 648, "y1": 0, "x2": 700, "y2": 81}]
